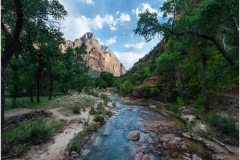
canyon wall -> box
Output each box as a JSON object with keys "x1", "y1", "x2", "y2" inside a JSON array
[{"x1": 60, "y1": 32, "x2": 126, "y2": 76}]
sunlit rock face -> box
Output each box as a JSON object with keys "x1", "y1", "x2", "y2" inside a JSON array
[{"x1": 61, "y1": 32, "x2": 126, "y2": 76}]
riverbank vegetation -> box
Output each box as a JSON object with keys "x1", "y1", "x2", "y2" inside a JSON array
[{"x1": 116, "y1": 0, "x2": 239, "y2": 146}]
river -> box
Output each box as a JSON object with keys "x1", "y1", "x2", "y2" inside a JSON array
[{"x1": 78, "y1": 96, "x2": 208, "y2": 160}]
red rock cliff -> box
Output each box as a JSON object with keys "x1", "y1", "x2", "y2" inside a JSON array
[{"x1": 60, "y1": 32, "x2": 127, "y2": 76}]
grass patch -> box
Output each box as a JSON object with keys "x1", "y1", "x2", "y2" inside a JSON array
[
  {"x1": 202, "y1": 111, "x2": 238, "y2": 140},
  {"x1": 93, "y1": 115, "x2": 105, "y2": 125},
  {"x1": 5, "y1": 93, "x2": 70, "y2": 111},
  {"x1": 165, "y1": 104, "x2": 181, "y2": 116},
  {"x1": 2, "y1": 116, "x2": 65, "y2": 155},
  {"x1": 66, "y1": 123, "x2": 97, "y2": 153}
]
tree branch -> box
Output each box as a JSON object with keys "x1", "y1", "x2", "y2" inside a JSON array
[
  {"x1": 1, "y1": 0, "x2": 24, "y2": 71},
  {"x1": 171, "y1": 30, "x2": 235, "y2": 65}
]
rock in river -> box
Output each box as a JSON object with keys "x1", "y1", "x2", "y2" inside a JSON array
[{"x1": 127, "y1": 131, "x2": 140, "y2": 141}]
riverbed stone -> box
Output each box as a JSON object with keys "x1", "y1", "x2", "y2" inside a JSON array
[
  {"x1": 181, "y1": 144, "x2": 188, "y2": 150},
  {"x1": 107, "y1": 102, "x2": 114, "y2": 108},
  {"x1": 182, "y1": 132, "x2": 191, "y2": 138},
  {"x1": 192, "y1": 154, "x2": 202, "y2": 160},
  {"x1": 159, "y1": 136, "x2": 169, "y2": 143},
  {"x1": 136, "y1": 147, "x2": 144, "y2": 153},
  {"x1": 182, "y1": 156, "x2": 191, "y2": 160},
  {"x1": 127, "y1": 131, "x2": 140, "y2": 141},
  {"x1": 134, "y1": 152, "x2": 144, "y2": 160},
  {"x1": 142, "y1": 154, "x2": 151, "y2": 160}
]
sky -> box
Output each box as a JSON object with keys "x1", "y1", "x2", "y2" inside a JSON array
[{"x1": 58, "y1": 0, "x2": 167, "y2": 70}]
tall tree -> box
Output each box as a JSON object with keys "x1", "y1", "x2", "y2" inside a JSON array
[
  {"x1": 134, "y1": 0, "x2": 238, "y2": 65},
  {"x1": 1, "y1": 0, "x2": 67, "y2": 132}
]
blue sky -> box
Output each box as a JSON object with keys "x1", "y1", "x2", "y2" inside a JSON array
[{"x1": 58, "y1": 0, "x2": 166, "y2": 70}]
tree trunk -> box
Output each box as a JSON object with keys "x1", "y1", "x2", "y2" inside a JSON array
[
  {"x1": 1, "y1": 67, "x2": 6, "y2": 135},
  {"x1": 12, "y1": 72, "x2": 18, "y2": 108},
  {"x1": 29, "y1": 86, "x2": 34, "y2": 103},
  {"x1": 36, "y1": 54, "x2": 41, "y2": 103},
  {"x1": 49, "y1": 81, "x2": 53, "y2": 100},
  {"x1": 202, "y1": 45, "x2": 209, "y2": 111},
  {"x1": 1, "y1": 0, "x2": 24, "y2": 135}
]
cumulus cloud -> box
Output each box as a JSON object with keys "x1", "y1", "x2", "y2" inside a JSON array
[
  {"x1": 114, "y1": 52, "x2": 146, "y2": 70},
  {"x1": 61, "y1": 12, "x2": 132, "y2": 40},
  {"x1": 119, "y1": 13, "x2": 131, "y2": 22},
  {"x1": 61, "y1": 14, "x2": 118, "y2": 40},
  {"x1": 133, "y1": 3, "x2": 161, "y2": 18},
  {"x1": 124, "y1": 42, "x2": 145, "y2": 49},
  {"x1": 80, "y1": 0, "x2": 95, "y2": 5},
  {"x1": 116, "y1": 11, "x2": 119, "y2": 15},
  {"x1": 105, "y1": 36, "x2": 117, "y2": 45}
]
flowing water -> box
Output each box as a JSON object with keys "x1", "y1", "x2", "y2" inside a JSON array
[{"x1": 78, "y1": 96, "x2": 207, "y2": 160}]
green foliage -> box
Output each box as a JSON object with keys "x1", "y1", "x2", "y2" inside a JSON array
[
  {"x1": 93, "y1": 115, "x2": 105, "y2": 124},
  {"x1": 165, "y1": 105, "x2": 181, "y2": 115},
  {"x1": 176, "y1": 97, "x2": 184, "y2": 106},
  {"x1": 3, "y1": 116, "x2": 62, "y2": 144},
  {"x1": 150, "y1": 86, "x2": 160, "y2": 96},
  {"x1": 89, "y1": 106, "x2": 96, "y2": 115},
  {"x1": 95, "y1": 72, "x2": 115, "y2": 89},
  {"x1": 100, "y1": 94, "x2": 109, "y2": 105},
  {"x1": 120, "y1": 80, "x2": 133, "y2": 96},
  {"x1": 66, "y1": 123, "x2": 97, "y2": 153},
  {"x1": 141, "y1": 82, "x2": 151, "y2": 97},
  {"x1": 202, "y1": 111, "x2": 239, "y2": 138},
  {"x1": 72, "y1": 105, "x2": 81, "y2": 113}
]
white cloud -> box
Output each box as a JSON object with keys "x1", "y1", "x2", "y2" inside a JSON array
[
  {"x1": 119, "y1": 13, "x2": 131, "y2": 22},
  {"x1": 116, "y1": 11, "x2": 119, "y2": 15},
  {"x1": 114, "y1": 52, "x2": 146, "y2": 70},
  {"x1": 124, "y1": 42, "x2": 145, "y2": 49},
  {"x1": 80, "y1": 0, "x2": 95, "y2": 5},
  {"x1": 60, "y1": 12, "x2": 131, "y2": 40},
  {"x1": 134, "y1": 3, "x2": 160, "y2": 18},
  {"x1": 105, "y1": 36, "x2": 117, "y2": 45},
  {"x1": 61, "y1": 14, "x2": 118, "y2": 40}
]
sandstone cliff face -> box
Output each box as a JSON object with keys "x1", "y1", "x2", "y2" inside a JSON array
[{"x1": 61, "y1": 32, "x2": 126, "y2": 76}]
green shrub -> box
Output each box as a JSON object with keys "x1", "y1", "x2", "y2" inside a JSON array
[
  {"x1": 150, "y1": 86, "x2": 160, "y2": 96},
  {"x1": 89, "y1": 106, "x2": 96, "y2": 115},
  {"x1": 67, "y1": 123, "x2": 97, "y2": 153},
  {"x1": 141, "y1": 82, "x2": 151, "y2": 97},
  {"x1": 100, "y1": 94, "x2": 109, "y2": 105},
  {"x1": 93, "y1": 115, "x2": 105, "y2": 124},
  {"x1": 3, "y1": 116, "x2": 56, "y2": 144},
  {"x1": 202, "y1": 111, "x2": 238, "y2": 138},
  {"x1": 177, "y1": 97, "x2": 184, "y2": 106},
  {"x1": 72, "y1": 105, "x2": 81, "y2": 113},
  {"x1": 165, "y1": 105, "x2": 181, "y2": 115}
]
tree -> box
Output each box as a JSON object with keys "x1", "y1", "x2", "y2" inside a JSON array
[
  {"x1": 134, "y1": 0, "x2": 238, "y2": 66},
  {"x1": 73, "y1": 46, "x2": 88, "y2": 94},
  {"x1": 1, "y1": 0, "x2": 67, "y2": 132}
]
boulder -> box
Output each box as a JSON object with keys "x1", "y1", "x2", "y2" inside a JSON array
[
  {"x1": 142, "y1": 154, "x2": 151, "y2": 160},
  {"x1": 134, "y1": 152, "x2": 143, "y2": 160},
  {"x1": 182, "y1": 132, "x2": 191, "y2": 139},
  {"x1": 192, "y1": 154, "x2": 202, "y2": 160},
  {"x1": 107, "y1": 102, "x2": 114, "y2": 108},
  {"x1": 127, "y1": 131, "x2": 140, "y2": 141},
  {"x1": 136, "y1": 147, "x2": 144, "y2": 153}
]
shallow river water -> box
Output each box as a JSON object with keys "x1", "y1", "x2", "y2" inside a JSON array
[{"x1": 78, "y1": 96, "x2": 206, "y2": 160}]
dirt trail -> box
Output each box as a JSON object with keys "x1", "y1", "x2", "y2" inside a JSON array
[
  {"x1": 4, "y1": 93, "x2": 102, "y2": 160},
  {"x1": 20, "y1": 107, "x2": 94, "y2": 160}
]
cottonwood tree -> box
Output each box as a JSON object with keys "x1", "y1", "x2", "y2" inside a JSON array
[
  {"x1": 1, "y1": 0, "x2": 67, "y2": 132},
  {"x1": 134, "y1": 0, "x2": 238, "y2": 65}
]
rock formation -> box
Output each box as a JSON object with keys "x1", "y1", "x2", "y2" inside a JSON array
[{"x1": 60, "y1": 32, "x2": 126, "y2": 76}]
